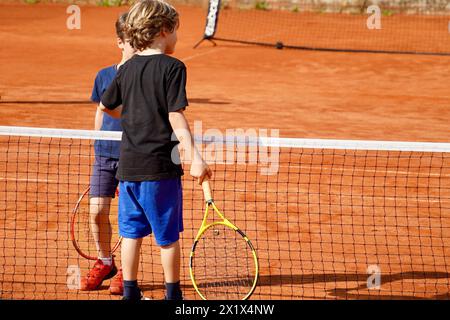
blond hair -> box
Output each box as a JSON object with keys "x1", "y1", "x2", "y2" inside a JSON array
[{"x1": 126, "y1": 0, "x2": 179, "y2": 51}]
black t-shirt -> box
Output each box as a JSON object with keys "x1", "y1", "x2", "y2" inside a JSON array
[{"x1": 101, "y1": 54, "x2": 188, "y2": 181}]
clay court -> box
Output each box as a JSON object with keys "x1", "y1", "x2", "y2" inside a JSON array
[{"x1": 0, "y1": 1, "x2": 449, "y2": 300}]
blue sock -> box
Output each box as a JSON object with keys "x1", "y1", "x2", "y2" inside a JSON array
[
  {"x1": 165, "y1": 281, "x2": 182, "y2": 300},
  {"x1": 123, "y1": 280, "x2": 140, "y2": 300}
]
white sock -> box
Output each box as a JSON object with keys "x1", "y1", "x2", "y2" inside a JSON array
[{"x1": 99, "y1": 257, "x2": 113, "y2": 266}]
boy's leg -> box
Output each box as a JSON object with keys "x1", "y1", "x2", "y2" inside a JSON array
[
  {"x1": 89, "y1": 156, "x2": 119, "y2": 261},
  {"x1": 141, "y1": 178, "x2": 183, "y2": 300},
  {"x1": 161, "y1": 240, "x2": 183, "y2": 300},
  {"x1": 118, "y1": 180, "x2": 153, "y2": 300},
  {"x1": 121, "y1": 237, "x2": 142, "y2": 280},
  {"x1": 125, "y1": 178, "x2": 183, "y2": 299},
  {"x1": 161, "y1": 241, "x2": 180, "y2": 283},
  {"x1": 80, "y1": 157, "x2": 119, "y2": 291},
  {"x1": 89, "y1": 196, "x2": 112, "y2": 259},
  {"x1": 121, "y1": 237, "x2": 143, "y2": 300},
  {"x1": 81, "y1": 198, "x2": 118, "y2": 290},
  {"x1": 90, "y1": 196, "x2": 124, "y2": 295}
]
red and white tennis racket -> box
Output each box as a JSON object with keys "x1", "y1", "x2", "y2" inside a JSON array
[{"x1": 70, "y1": 187, "x2": 122, "y2": 260}]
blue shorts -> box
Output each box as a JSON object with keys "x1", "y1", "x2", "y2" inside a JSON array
[
  {"x1": 118, "y1": 178, "x2": 183, "y2": 246},
  {"x1": 90, "y1": 156, "x2": 119, "y2": 198}
]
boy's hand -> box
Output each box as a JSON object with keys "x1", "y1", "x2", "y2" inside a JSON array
[
  {"x1": 190, "y1": 160, "x2": 212, "y2": 185},
  {"x1": 99, "y1": 102, "x2": 122, "y2": 119}
]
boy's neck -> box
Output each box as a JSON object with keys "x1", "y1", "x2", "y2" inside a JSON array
[
  {"x1": 139, "y1": 42, "x2": 165, "y2": 56},
  {"x1": 138, "y1": 48, "x2": 164, "y2": 56},
  {"x1": 117, "y1": 56, "x2": 130, "y2": 68}
]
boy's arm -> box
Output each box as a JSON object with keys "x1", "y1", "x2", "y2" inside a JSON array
[
  {"x1": 99, "y1": 74, "x2": 122, "y2": 118},
  {"x1": 94, "y1": 105, "x2": 104, "y2": 130},
  {"x1": 169, "y1": 109, "x2": 212, "y2": 185},
  {"x1": 98, "y1": 102, "x2": 123, "y2": 119}
]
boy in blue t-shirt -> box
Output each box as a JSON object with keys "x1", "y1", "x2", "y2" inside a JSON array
[
  {"x1": 80, "y1": 12, "x2": 135, "y2": 295},
  {"x1": 100, "y1": 0, "x2": 211, "y2": 300}
]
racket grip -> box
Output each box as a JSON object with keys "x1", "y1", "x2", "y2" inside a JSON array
[{"x1": 202, "y1": 180, "x2": 213, "y2": 203}]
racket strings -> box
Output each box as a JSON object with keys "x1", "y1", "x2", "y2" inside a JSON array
[
  {"x1": 72, "y1": 189, "x2": 120, "y2": 260},
  {"x1": 192, "y1": 224, "x2": 256, "y2": 299}
]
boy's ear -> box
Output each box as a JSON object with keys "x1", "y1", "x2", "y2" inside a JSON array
[
  {"x1": 117, "y1": 37, "x2": 124, "y2": 47},
  {"x1": 160, "y1": 28, "x2": 169, "y2": 37}
]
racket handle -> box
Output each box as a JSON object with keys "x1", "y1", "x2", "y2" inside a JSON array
[{"x1": 202, "y1": 180, "x2": 213, "y2": 203}]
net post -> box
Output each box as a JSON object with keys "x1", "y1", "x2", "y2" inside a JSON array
[
  {"x1": 194, "y1": 0, "x2": 220, "y2": 49},
  {"x1": 193, "y1": 36, "x2": 217, "y2": 49}
]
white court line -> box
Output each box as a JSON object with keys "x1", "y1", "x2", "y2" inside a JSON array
[
  {"x1": 180, "y1": 17, "x2": 301, "y2": 63},
  {"x1": 179, "y1": 21, "x2": 283, "y2": 63},
  {"x1": 209, "y1": 162, "x2": 449, "y2": 178},
  {"x1": 180, "y1": 35, "x2": 272, "y2": 62},
  {"x1": 212, "y1": 188, "x2": 447, "y2": 204},
  {"x1": 272, "y1": 164, "x2": 450, "y2": 178},
  {"x1": 181, "y1": 46, "x2": 226, "y2": 62}
]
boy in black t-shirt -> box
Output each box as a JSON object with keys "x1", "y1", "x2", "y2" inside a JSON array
[{"x1": 100, "y1": 0, "x2": 211, "y2": 300}]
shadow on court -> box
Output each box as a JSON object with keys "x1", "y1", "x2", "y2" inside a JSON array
[
  {"x1": 137, "y1": 271, "x2": 450, "y2": 299},
  {"x1": 255, "y1": 271, "x2": 450, "y2": 299},
  {"x1": 187, "y1": 98, "x2": 231, "y2": 105}
]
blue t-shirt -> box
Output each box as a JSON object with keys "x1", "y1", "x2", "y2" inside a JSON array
[{"x1": 91, "y1": 65, "x2": 122, "y2": 159}]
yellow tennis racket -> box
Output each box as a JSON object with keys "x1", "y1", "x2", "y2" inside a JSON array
[{"x1": 189, "y1": 180, "x2": 259, "y2": 300}]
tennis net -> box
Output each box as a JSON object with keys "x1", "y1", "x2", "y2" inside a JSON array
[
  {"x1": 0, "y1": 126, "x2": 449, "y2": 299},
  {"x1": 196, "y1": 0, "x2": 450, "y2": 55}
]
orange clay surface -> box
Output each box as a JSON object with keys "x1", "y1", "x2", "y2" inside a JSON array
[{"x1": 0, "y1": 3, "x2": 449, "y2": 300}]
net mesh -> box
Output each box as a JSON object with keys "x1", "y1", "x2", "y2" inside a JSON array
[
  {"x1": 0, "y1": 126, "x2": 449, "y2": 299},
  {"x1": 201, "y1": 0, "x2": 450, "y2": 55}
]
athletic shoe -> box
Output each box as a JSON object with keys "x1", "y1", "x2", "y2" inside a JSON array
[
  {"x1": 110, "y1": 268, "x2": 123, "y2": 295},
  {"x1": 80, "y1": 259, "x2": 117, "y2": 291}
]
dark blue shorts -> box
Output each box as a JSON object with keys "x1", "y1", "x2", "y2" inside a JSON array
[
  {"x1": 118, "y1": 178, "x2": 183, "y2": 246},
  {"x1": 90, "y1": 156, "x2": 119, "y2": 198}
]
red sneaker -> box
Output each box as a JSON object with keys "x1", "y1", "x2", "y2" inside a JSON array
[
  {"x1": 110, "y1": 268, "x2": 123, "y2": 295},
  {"x1": 80, "y1": 259, "x2": 117, "y2": 291}
]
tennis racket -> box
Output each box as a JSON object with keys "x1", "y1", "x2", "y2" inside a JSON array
[
  {"x1": 70, "y1": 187, "x2": 122, "y2": 260},
  {"x1": 189, "y1": 180, "x2": 259, "y2": 300}
]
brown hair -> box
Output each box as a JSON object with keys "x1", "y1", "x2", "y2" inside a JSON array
[
  {"x1": 125, "y1": 0, "x2": 179, "y2": 51},
  {"x1": 115, "y1": 12, "x2": 129, "y2": 41}
]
